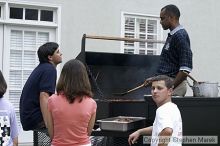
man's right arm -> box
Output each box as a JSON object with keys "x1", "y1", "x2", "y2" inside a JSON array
[{"x1": 138, "y1": 126, "x2": 153, "y2": 135}]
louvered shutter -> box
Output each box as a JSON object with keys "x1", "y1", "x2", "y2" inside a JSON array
[
  {"x1": 123, "y1": 14, "x2": 160, "y2": 55},
  {"x1": 9, "y1": 30, "x2": 23, "y2": 112},
  {"x1": 146, "y1": 20, "x2": 157, "y2": 55},
  {"x1": 9, "y1": 30, "x2": 49, "y2": 125},
  {"x1": 138, "y1": 19, "x2": 146, "y2": 54},
  {"x1": 124, "y1": 17, "x2": 135, "y2": 54}
]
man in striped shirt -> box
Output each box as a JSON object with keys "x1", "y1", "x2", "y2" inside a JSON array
[{"x1": 146, "y1": 4, "x2": 193, "y2": 96}]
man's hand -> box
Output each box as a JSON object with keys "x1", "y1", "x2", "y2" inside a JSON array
[
  {"x1": 144, "y1": 77, "x2": 154, "y2": 86},
  {"x1": 128, "y1": 130, "x2": 140, "y2": 146}
]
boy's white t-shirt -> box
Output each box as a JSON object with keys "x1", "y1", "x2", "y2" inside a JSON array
[{"x1": 151, "y1": 102, "x2": 182, "y2": 146}]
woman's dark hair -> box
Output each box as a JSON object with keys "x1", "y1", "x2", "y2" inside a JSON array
[
  {"x1": 0, "y1": 71, "x2": 7, "y2": 97},
  {"x1": 150, "y1": 75, "x2": 174, "y2": 89},
  {"x1": 37, "y1": 42, "x2": 59, "y2": 63},
  {"x1": 56, "y1": 59, "x2": 93, "y2": 103},
  {"x1": 161, "y1": 4, "x2": 180, "y2": 19}
]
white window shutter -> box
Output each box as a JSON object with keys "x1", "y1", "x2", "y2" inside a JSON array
[
  {"x1": 24, "y1": 31, "x2": 37, "y2": 69},
  {"x1": 10, "y1": 30, "x2": 23, "y2": 50},
  {"x1": 125, "y1": 17, "x2": 135, "y2": 32},
  {"x1": 139, "y1": 19, "x2": 146, "y2": 33},
  {"x1": 147, "y1": 20, "x2": 157, "y2": 34},
  {"x1": 23, "y1": 51, "x2": 36, "y2": 69},
  {"x1": 9, "y1": 30, "x2": 23, "y2": 106},
  {"x1": 37, "y1": 32, "x2": 49, "y2": 46},
  {"x1": 9, "y1": 39, "x2": 24, "y2": 124},
  {"x1": 124, "y1": 17, "x2": 135, "y2": 54},
  {"x1": 9, "y1": 29, "x2": 49, "y2": 126},
  {"x1": 123, "y1": 14, "x2": 161, "y2": 55},
  {"x1": 9, "y1": 90, "x2": 21, "y2": 111},
  {"x1": 138, "y1": 19, "x2": 146, "y2": 50},
  {"x1": 146, "y1": 19, "x2": 157, "y2": 55},
  {"x1": 10, "y1": 50, "x2": 22, "y2": 68}
]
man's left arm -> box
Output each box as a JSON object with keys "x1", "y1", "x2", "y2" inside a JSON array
[
  {"x1": 40, "y1": 92, "x2": 50, "y2": 127},
  {"x1": 173, "y1": 71, "x2": 187, "y2": 88}
]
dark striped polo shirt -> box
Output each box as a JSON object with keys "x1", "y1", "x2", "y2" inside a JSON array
[{"x1": 157, "y1": 25, "x2": 193, "y2": 78}]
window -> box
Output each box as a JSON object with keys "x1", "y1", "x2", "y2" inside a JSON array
[
  {"x1": 41, "y1": 10, "x2": 53, "y2": 22},
  {"x1": 9, "y1": 6, "x2": 54, "y2": 22},
  {"x1": 9, "y1": 30, "x2": 49, "y2": 125},
  {"x1": 25, "y1": 9, "x2": 38, "y2": 20},
  {"x1": 10, "y1": 7, "x2": 23, "y2": 19},
  {"x1": 122, "y1": 13, "x2": 163, "y2": 55}
]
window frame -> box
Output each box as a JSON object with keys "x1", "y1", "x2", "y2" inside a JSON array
[
  {"x1": 121, "y1": 12, "x2": 164, "y2": 55},
  {"x1": 7, "y1": 5, "x2": 55, "y2": 22},
  {"x1": 0, "y1": 2, "x2": 59, "y2": 28}
]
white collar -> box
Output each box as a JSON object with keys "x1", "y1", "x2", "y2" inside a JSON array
[{"x1": 170, "y1": 25, "x2": 184, "y2": 35}]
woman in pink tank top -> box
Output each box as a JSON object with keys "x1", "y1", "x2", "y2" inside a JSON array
[{"x1": 47, "y1": 59, "x2": 97, "y2": 146}]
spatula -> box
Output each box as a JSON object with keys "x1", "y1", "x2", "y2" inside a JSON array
[{"x1": 113, "y1": 81, "x2": 150, "y2": 96}]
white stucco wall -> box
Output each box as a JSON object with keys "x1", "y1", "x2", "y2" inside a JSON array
[{"x1": 17, "y1": 0, "x2": 220, "y2": 91}]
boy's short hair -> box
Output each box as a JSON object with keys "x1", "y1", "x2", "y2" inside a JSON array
[
  {"x1": 151, "y1": 75, "x2": 174, "y2": 89},
  {"x1": 37, "y1": 42, "x2": 59, "y2": 63}
]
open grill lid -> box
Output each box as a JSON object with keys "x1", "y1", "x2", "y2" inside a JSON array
[
  {"x1": 76, "y1": 34, "x2": 161, "y2": 100},
  {"x1": 76, "y1": 51, "x2": 160, "y2": 100}
]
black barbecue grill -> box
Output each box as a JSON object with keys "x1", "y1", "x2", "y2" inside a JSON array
[
  {"x1": 75, "y1": 34, "x2": 162, "y2": 146},
  {"x1": 76, "y1": 34, "x2": 161, "y2": 119}
]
